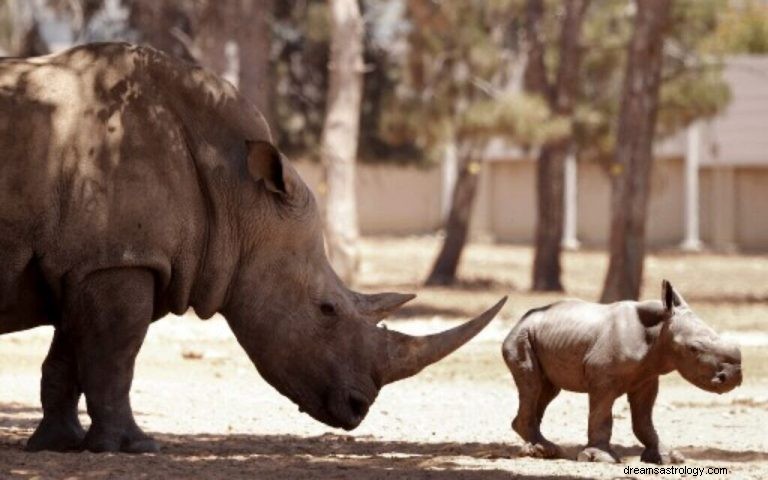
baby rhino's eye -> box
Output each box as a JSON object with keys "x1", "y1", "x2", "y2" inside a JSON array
[{"x1": 320, "y1": 303, "x2": 336, "y2": 316}]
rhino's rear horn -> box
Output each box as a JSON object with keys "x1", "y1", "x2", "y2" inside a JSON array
[
  {"x1": 357, "y1": 292, "x2": 416, "y2": 324},
  {"x1": 380, "y1": 297, "x2": 507, "y2": 385}
]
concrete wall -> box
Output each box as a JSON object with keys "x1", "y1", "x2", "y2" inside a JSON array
[
  {"x1": 294, "y1": 162, "x2": 443, "y2": 235},
  {"x1": 487, "y1": 157, "x2": 686, "y2": 247},
  {"x1": 736, "y1": 168, "x2": 768, "y2": 250},
  {"x1": 487, "y1": 161, "x2": 536, "y2": 243},
  {"x1": 292, "y1": 158, "x2": 768, "y2": 251}
]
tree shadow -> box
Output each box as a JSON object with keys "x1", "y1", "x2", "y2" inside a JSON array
[
  {"x1": 685, "y1": 292, "x2": 768, "y2": 305},
  {"x1": 1, "y1": 413, "x2": 766, "y2": 480},
  {"x1": 558, "y1": 443, "x2": 768, "y2": 463},
  {"x1": 0, "y1": 403, "x2": 43, "y2": 430},
  {"x1": 0, "y1": 430, "x2": 575, "y2": 480}
]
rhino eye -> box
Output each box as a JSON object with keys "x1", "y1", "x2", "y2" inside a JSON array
[
  {"x1": 319, "y1": 303, "x2": 336, "y2": 316},
  {"x1": 688, "y1": 344, "x2": 701, "y2": 354}
]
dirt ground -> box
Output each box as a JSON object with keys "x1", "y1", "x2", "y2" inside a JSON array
[{"x1": 1, "y1": 236, "x2": 767, "y2": 479}]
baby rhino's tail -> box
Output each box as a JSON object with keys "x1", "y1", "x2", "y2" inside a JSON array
[{"x1": 501, "y1": 302, "x2": 559, "y2": 366}]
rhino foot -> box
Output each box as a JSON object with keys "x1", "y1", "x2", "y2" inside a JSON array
[
  {"x1": 577, "y1": 446, "x2": 620, "y2": 463},
  {"x1": 82, "y1": 424, "x2": 158, "y2": 454},
  {"x1": 26, "y1": 416, "x2": 86, "y2": 452},
  {"x1": 641, "y1": 447, "x2": 685, "y2": 465},
  {"x1": 519, "y1": 441, "x2": 562, "y2": 459}
]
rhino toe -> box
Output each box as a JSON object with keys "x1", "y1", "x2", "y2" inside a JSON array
[
  {"x1": 26, "y1": 416, "x2": 85, "y2": 452},
  {"x1": 520, "y1": 441, "x2": 562, "y2": 459},
  {"x1": 641, "y1": 447, "x2": 685, "y2": 465},
  {"x1": 82, "y1": 423, "x2": 158, "y2": 454},
  {"x1": 577, "y1": 446, "x2": 620, "y2": 463}
]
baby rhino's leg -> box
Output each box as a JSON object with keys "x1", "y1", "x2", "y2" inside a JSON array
[
  {"x1": 577, "y1": 392, "x2": 621, "y2": 463},
  {"x1": 629, "y1": 378, "x2": 684, "y2": 465},
  {"x1": 502, "y1": 328, "x2": 561, "y2": 459}
]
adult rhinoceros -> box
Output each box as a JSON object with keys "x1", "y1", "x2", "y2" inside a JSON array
[{"x1": 0, "y1": 43, "x2": 506, "y2": 453}]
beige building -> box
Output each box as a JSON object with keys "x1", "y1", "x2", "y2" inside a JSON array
[{"x1": 296, "y1": 56, "x2": 768, "y2": 252}]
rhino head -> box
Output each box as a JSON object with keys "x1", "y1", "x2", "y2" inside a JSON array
[
  {"x1": 219, "y1": 140, "x2": 505, "y2": 430},
  {"x1": 660, "y1": 280, "x2": 742, "y2": 394}
]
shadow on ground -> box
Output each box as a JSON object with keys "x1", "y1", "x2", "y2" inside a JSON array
[
  {"x1": 0, "y1": 432, "x2": 570, "y2": 480},
  {"x1": 1, "y1": 406, "x2": 765, "y2": 480}
]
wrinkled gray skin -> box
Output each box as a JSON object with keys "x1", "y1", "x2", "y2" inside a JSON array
[
  {"x1": 502, "y1": 280, "x2": 742, "y2": 465},
  {"x1": 0, "y1": 43, "x2": 506, "y2": 454}
]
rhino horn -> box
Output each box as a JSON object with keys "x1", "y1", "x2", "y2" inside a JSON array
[
  {"x1": 357, "y1": 292, "x2": 416, "y2": 324},
  {"x1": 380, "y1": 296, "x2": 507, "y2": 385}
]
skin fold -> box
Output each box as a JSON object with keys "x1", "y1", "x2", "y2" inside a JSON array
[
  {"x1": 0, "y1": 43, "x2": 504, "y2": 454},
  {"x1": 502, "y1": 280, "x2": 742, "y2": 465}
]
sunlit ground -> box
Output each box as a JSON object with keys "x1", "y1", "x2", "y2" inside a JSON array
[{"x1": 1, "y1": 236, "x2": 766, "y2": 479}]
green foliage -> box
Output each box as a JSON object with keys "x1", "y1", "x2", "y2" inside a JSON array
[
  {"x1": 654, "y1": 0, "x2": 731, "y2": 135},
  {"x1": 0, "y1": 0, "x2": 741, "y2": 167},
  {"x1": 572, "y1": 0, "x2": 731, "y2": 164},
  {"x1": 458, "y1": 93, "x2": 569, "y2": 144},
  {"x1": 273, "y1": 0, "x2": 418, "y2": 162},
  {"x1": 378, "y1": 0, "x2": 558, "y2": 161},
  {"x1": 705, "y1": 0, "x2": 768, "y2": 54},
  {"x1": 658, "y1": 67, "x2": 731, "y2": 134},
  {"x1": 572, "y1": 0, "x2": 633, "y2": 163}
]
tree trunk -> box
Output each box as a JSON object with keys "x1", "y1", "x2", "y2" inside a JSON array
[
  {"x1": 195, "y1": 0, "x2": 274, "y2": 127},
  {"x1": 425, "y1": 142, "x2": 481, "y2": 286},
  {"x1": 237, "y1": 0, "x2": 274, "y2": 129},
  {"x1": 527, "y1": 0, "x2": 589, "y2": 292},
  {"x1": 600, "y1": 0, "x2": 671, "y2": 303},
  {"x1": 531, "y1": 139, "x2": 568, "y2": 290},
  {"x1": 5, "y1": 0, "x2": 48, "y2": 57},
  {"x1": 321, "y1": 0, "x2": 364, "y2": 284},
  {"x1": 125, "y1": 1, "x2": 196, "y2": 62}
]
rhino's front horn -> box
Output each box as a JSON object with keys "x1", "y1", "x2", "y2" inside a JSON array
[
  {"x1": 357, "y1": 292, "x2": 416, "y2": 324},
  {"x1": 380, "y1": 296, "x2": 507, "y2": 385}
]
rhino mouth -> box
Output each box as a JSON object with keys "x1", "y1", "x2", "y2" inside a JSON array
[
  {"x1": 294, "y1": 386, "x2": 377, "y2": 430},
  {"x1": 685, "y1": 367, "x2": 741, "y2": 394},
  {"x1": 325, "y1": 387, "x2": 377, "y2": 430},
  {"x1": 709, "y1": 367, "x2": 742, "y2": 394}
]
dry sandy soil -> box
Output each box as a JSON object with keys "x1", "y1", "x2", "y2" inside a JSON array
[{"x1": 1, "y1": 237, "x2": 767, "y2": 479}]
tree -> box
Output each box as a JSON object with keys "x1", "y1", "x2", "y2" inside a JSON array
[
  {"x1": 525, "y1": 0, "x2": 590, "y2": 292},
  {"x1": 1, "y1": 0, "x2": 49, "y2": 56},
  {"x1": 600, "y1": 0, "x2": 672, "y2": 303},
  {"x1": 320, "y1": 0, "x2": 364, "y2": 284},
  {"x1": 379, "y1": 1, "x2": 523, "y2": 286},
  {"x1": 706, "y1": 0, "x2": 768, "y2": 54},
  {"x1": 196, "y1": 0, "x2": 275, "y2": 126},
  {"x1": 425, "y1": 140, "x2": 483, "y2": 286}
]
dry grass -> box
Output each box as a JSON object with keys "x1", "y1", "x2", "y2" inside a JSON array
[{"x1": 358, "y1": 236, "x2": 768, "y2": 332}]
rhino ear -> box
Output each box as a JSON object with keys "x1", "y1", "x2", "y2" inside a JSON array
[
  {"x1": 662, "y1": 279, "x2": 687, "y2": 311},
  {"x1": 246, "y1": 140, "x2": 288, "y2": 195}
]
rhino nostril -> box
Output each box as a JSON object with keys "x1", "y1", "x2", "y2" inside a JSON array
[
  {"x1": 715, "y1": 372, "x2": 727, "y2": 383},
  {"x1": 348, "y1": 392, "x2": 370, "y2": 419}
]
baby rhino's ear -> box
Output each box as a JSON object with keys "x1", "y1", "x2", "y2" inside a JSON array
[
  {"x1": 661, "y1": 279, "x2": 687, "y2": 312},
  {"x1": 246, "y1": 140, "x2": 288, "y2": 195}
]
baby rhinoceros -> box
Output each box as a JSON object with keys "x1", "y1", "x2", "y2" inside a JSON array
[{"x1": 502, "y1": 280, "x2": 742, "y2": 465}]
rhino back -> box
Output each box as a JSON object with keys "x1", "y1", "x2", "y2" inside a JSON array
[
  {"x1": 531, "y1": 301, "x2": 657, "y2": 391},
  {"x1": 0, "y1": 43, "x2": 263, "y2": 330}
]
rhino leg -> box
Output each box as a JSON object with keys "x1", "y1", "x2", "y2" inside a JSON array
[
  {"x1": 629, "y1": 378, "x2": 684, "y2": 465},
  {"x1": 503, "y1": 330, "x2": 562, "y2": 459},
  {"x1": 64, "y1": 268, "x2": 157, "y2": 454},
  {"x1": 26, "y1": 329, "x2": 85, "y2": 452},
  {"x1": 577, "y1": 392, "x2": 620, "y2": 463}
]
